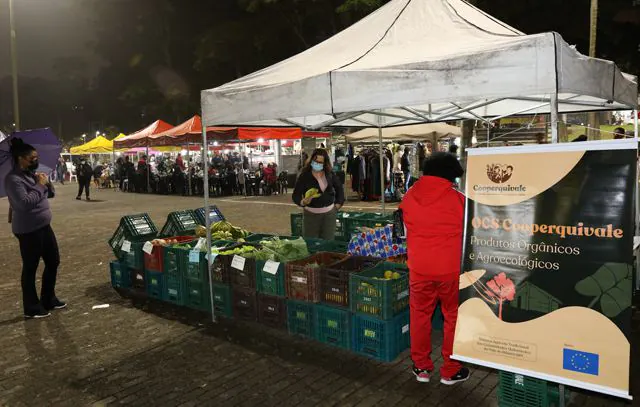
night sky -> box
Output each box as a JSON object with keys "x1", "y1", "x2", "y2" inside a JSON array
[{"x1": 0, "y1": 0, "x2": 100, "y2": 79}]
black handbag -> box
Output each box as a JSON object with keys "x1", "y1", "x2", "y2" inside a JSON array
[{"x1": 392, "y1": 208, "x2": 405, "y2": 240}]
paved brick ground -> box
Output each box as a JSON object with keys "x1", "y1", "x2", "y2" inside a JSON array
[{"x1": 0, "y1": 185, "x2": 636, "y2": 406}]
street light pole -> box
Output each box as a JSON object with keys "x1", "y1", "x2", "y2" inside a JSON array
[{"x1": 9, "y1": 0, "x2": 20, "y2": 131}]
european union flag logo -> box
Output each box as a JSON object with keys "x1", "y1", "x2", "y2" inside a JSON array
[{"x1": 563, "y1": 348, "x2": 599, "y2": 376}]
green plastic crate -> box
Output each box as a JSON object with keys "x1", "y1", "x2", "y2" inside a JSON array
[
  {"x1": 498, "y1": 372, "x2": 570, "y2": 407},
  {"x1": 352, "y1": 310, "x2": 410, "y2": 362},
  {"x1": 109, "y1": 261, "x2": 131, "y2": 289},
  {"x1": 160, "y1": 210, "x2": 199, "y2": 237},
  {"x1": 119, "y1": 241, "x2": 145, "y2": 269},
  {"x1": 315, "y1": 304, "x2": 352, "y2": 351},
  {"x1": 344, "y1": 212, "x2": 393, "y2": 238},
  {"x1": 184, "y1": 279, "x2": 211, "y2": 312},
  {"x1": 349, "y1": 263, "x2": 409, "y2": 319},
  {"x1": 163, "y1": 245, "x2": 186, "y2": 277},
  {"x1": 255, "y1": 260, "x2": 286, "y2": 296},
  {"x1": 290, "y1": 212, "x2": 303, "y2": 236},
  {"x1": 287, "y1": 300, "x2": 316, "y2": 338},
  {"x1": 212, "y1": 282, "x2": 233, "y2": 318},
  {"x1": 165, "y1": 273, "x2": 185, "y2": 305},
  {"x1": 108, "y1": 214, "x2": 158, "y2": 258},
  {"x1": 145, "y1": 270, "x2": 165, "y2": 300},
  {"x1": 194, "y1": 206, "x2": 226, "y2": 226},
  {"x1": 304, "y1": 238, "x2": 348, "y2": 254}
]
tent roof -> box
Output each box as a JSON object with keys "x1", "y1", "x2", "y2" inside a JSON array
[
  {"x1": 70, "y1": 136, "x2": 110, "y2": 154},
  {"x1": 114, "y1": 120, "x2": 175, "y2": 148},
  {"x1": 345, "y1": 122, "x2": 461, "y2": 143},
  {"x1": 201, "y1": 0, "x2": 637, "y2": 129}
]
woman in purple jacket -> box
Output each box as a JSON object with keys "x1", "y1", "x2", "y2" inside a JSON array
[{"x1": 5, "y1": 139, "x2": 66, "y2": 319}]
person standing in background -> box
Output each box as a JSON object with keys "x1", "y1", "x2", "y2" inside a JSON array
[
  {"x1": 56, "y1": 156, "x2": 66, "y2": 185},
  {"x1": 292, "y1": 148, "x2": 345, "y2": 240},
  {"x1": 76, "y1": 158, "x2": 92, "y2": 201},
  {"x1": 5, "y1": 138, "x2": 66, "y2": 319},
  {"x1": 401, "y1": 147, "x2": 411, "y2": 191}
]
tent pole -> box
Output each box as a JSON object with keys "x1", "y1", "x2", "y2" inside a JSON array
[
  {"x1": 187, "y1": 142, "x2": 192, "y2": 196},
  {"x1": 634, "y1": 109, "x2": 638, "y2": 140},
  {"x1": 202, "y1": 121, "x2": 216, "y2": 323},
  {"x1": 146, "y1": 145, "x2": 150, "y2": 192},
  {"x1": 550, "y1": 93, "x2": 559, "y2": 143},
  {"x1": 377, "y1": 113, "x2": 385, "y2": 213}
]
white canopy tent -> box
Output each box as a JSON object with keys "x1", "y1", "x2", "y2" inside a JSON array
[
  {"x1": 198, "y1": 0, "x2": 638, "y2": 323},
  {"x1": 201, "y1": 0, "x2": 637, "y2": 136},
  {"x1": 345, "y1": 122, "x2": 461, "y2": 143}
]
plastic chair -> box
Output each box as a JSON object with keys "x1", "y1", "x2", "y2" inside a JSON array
[{"x1": 69, "y1": 171, "x2": 77, "y2": 183}]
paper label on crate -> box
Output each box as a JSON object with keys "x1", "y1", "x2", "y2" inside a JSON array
[
  {"x1": 263, "y1": 260, "x2": 280, "y2": 275},
  {"x1": 397, "y1": 290, "x2": 409, "y2": 300},
  {"x1": 142, "y1": 241, "x2": 154, "y2": 255},
  {"x1": 189, "y1": 250, "x2": 200, "y2": 263},
  {"x1": 402, "y1": 324, "x2": 409, "y2": 334},
  {"x1": 121, "y1": 240, "x2": 131, "y2": 253},
  {"x1": 231, "y1": 255, "x2": 246, "y2": 271},
  {"x1": 169, "y1": 289, "x2": 177, "y2": 295},
  {"x1": 292, "y1": 276, "x2": 308, "y2": 284}
]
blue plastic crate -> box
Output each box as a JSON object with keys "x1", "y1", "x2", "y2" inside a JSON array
[
  {"x1": 352, "y1": 310, "x2": 410, "y2": 363},
  {"x1": 287, "y1": 300, "x2": 316, "y2": 338},
  {"x1": 145, "y1": 270, "x2": 165, "y2": 300},
  {"x1": 315, "y1": 304, "x2": 351, "y2": 351},
  {"x1": 109, "y1": 261, "x2": 131, "y2": 289}
]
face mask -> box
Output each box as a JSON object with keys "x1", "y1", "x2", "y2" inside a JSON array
[
  {"x1": 311, "y1": 161, "x2": 324, "y2": 172},
  {"x1": 28, "y1": 160, "x2": 39, "y2": 171}
]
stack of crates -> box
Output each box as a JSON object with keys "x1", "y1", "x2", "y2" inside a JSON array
[
  {"x1": 314, "y1": 256, "x2": 381, "y2": 352},
  {"x1": 159, "y1": 236, "x2": 198, "y2": 305},
  {"x1": 285, "y1": 252, "x2": 348, "y2": 341},
  {"x1": 159, "y1": 210, "x2": 200, "y2": 237},
  {"x1": 108, "y1": 213, "x2": 158, "y2": 292},
  {"x1": 349, "y1": 262, "x2": 411, "y2": 362},
  {"x1": 255, "y1": 255, "x2": 287, "y2": 329}
]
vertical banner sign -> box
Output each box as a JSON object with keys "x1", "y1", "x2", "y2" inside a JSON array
[{"x1": 452, "y1": 140, "x2": 636, "y2": 400}]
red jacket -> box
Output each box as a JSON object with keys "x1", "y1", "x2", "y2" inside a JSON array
[{"x1": 399, "y1": 176, "x2": 464, "y2": 282}]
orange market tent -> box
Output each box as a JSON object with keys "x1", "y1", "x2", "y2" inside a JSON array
[
  {"x1": 114, "y1": 120, "x2": 174, "y2": 149},
  {"x1": 146, "y1": 115, "x2": 331, "y2": 146}
]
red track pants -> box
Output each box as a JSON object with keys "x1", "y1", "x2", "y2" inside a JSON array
[{"x1": 410, "y1": 279, "x2": 461, "y2": 378}]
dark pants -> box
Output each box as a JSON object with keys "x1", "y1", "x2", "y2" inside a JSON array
[
  {"x1": 16, "y1": 225, "x2": 60, "y2": 313},
  {"x1": 77, "y1": 178, "x2": 91, "y2": 198},
  {"x1": 302, "y1": 207, "x2": 337, "y2": 240}
]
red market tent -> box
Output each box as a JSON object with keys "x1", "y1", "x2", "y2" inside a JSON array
[{"x1": 114, "y1": 120, "x2": 175, "y2": 148}]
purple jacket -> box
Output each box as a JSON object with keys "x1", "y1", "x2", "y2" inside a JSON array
[{"x1": 5, "y1": 169, "x2": 53, "y2": 235}]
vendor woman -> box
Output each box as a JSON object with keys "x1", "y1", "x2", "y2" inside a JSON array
[{"x1": 292, "y1": 148, "x2": 345, "y2": 240}]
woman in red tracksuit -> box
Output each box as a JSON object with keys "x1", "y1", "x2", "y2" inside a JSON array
[{"x1": 399, "y1": 152, "x2": 470, "y2": 385}]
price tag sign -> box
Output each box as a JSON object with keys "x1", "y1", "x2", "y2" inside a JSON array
[
  {"x1": 142, "y1": 241, "x2": 154, "y2": 255},
  {"x1": 189, "y1": 250, "x2": 200, "y2": 263},
  {"x1": 121, "y1": 240, "x2": 132, "y2": 253},
  {"x1": 263, "y1": 260, "x2": 280, "y2": 275},
  {"x1": 231, "y1": 255, "x2": 246, "y2": 271}
]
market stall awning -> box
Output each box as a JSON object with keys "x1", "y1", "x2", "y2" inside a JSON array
[
  {"x1": 114, "y1": 120, "x2": 175, "y2": 149},
  {"x1": 132, "y1": 115, "x2": 331, "y2": 146},
  {"x1": 70, "y1": 136, "x2": 111, "y2": 154},
  {"x1": 345, "y1": 122, "x2": 461, "y2": 143},
  {"x1": 201, "y1": 0, "x2": 637, "y2": 130}
]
